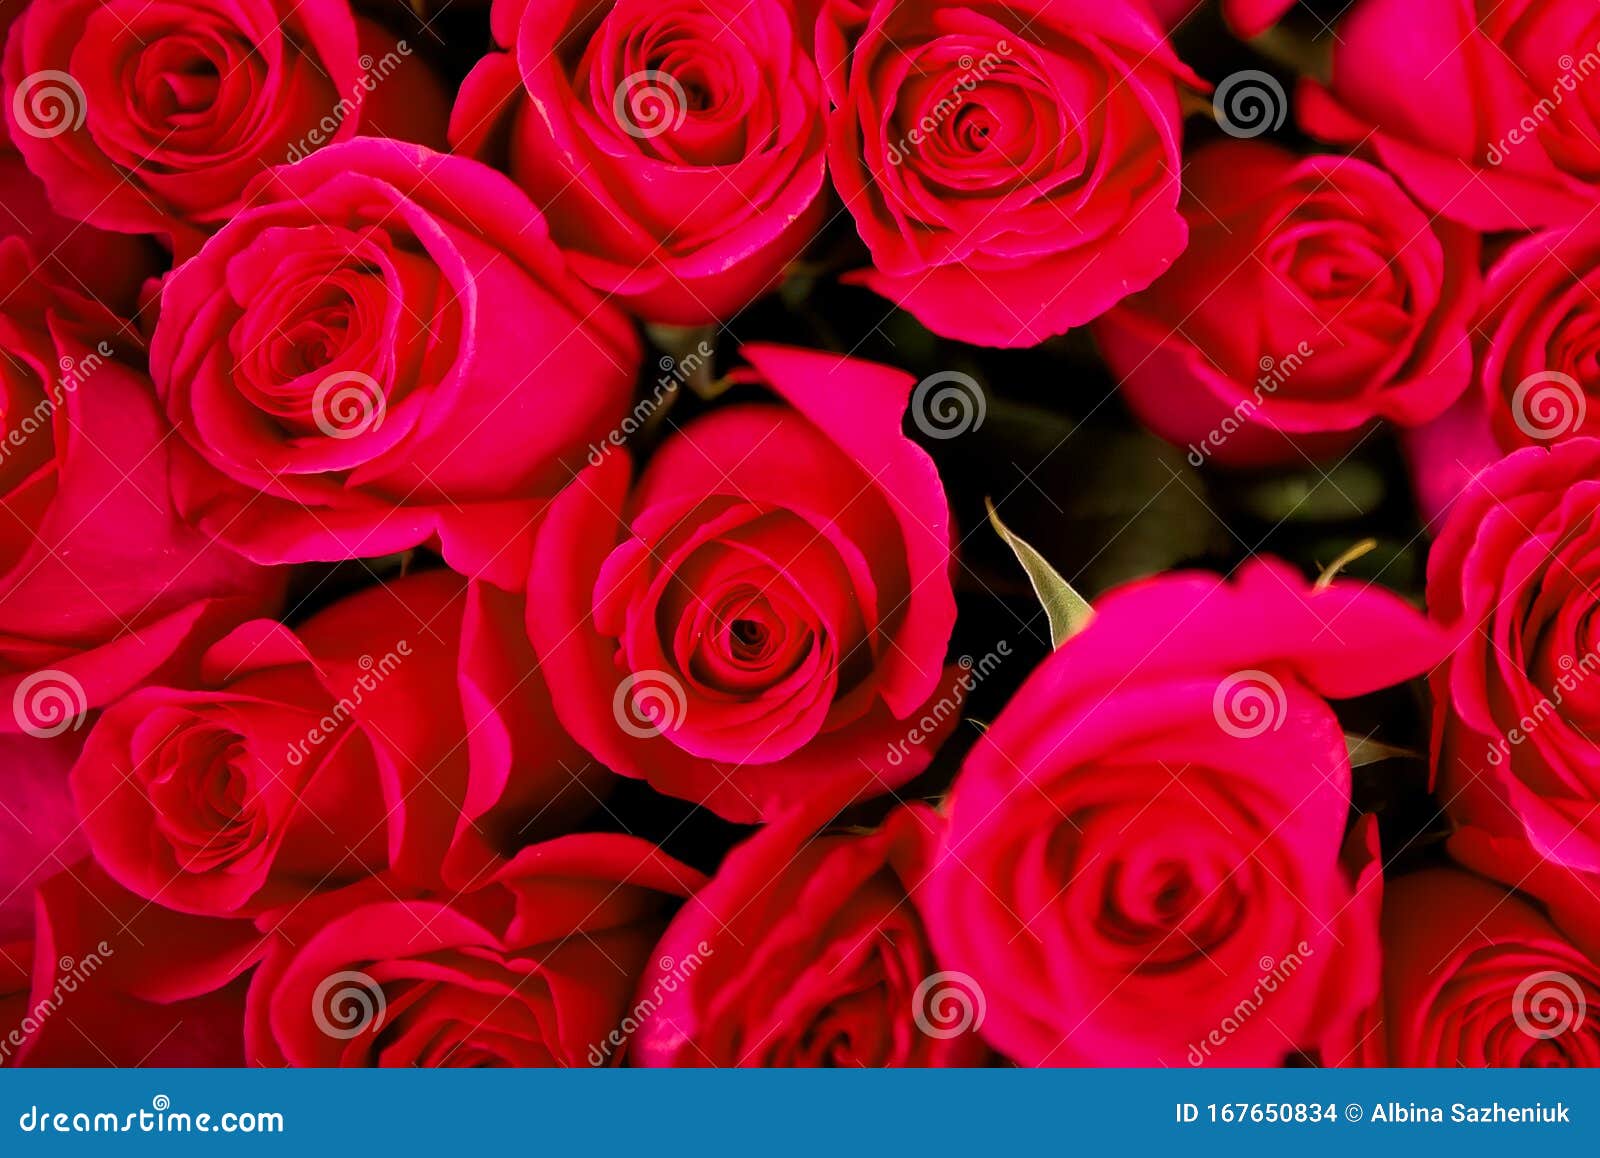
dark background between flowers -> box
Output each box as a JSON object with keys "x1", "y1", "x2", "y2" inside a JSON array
[{"x1": 290, "y1": 0, "x2": 1440, "y2": 882}]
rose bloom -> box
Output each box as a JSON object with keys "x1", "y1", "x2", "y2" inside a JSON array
[
  {"x1": 71, "y1": 571, "x2": 599, "y2": 917},
  {"x1": 1095, "y1": 140, "x2": 1479, "y2": 468},
  {"x1": 527, "y1": 343, "x2": 958, "y2": 823},
  {"x1": 1475, "y1": 222, "x2": 1600, "y2": 451},
  {"x1": 150, "y1": 140, "x2": 640, "y2": 590},
  {"x1": 451, "y1": 0, "x2": 826, "y2": 324},
  {"x1": 1352, "y1": 869, "x2": 1600, "y2": 1066},
  {"x1": 1299, "y1": 0, "x2": 1600, "y2": 232},
  {"x1": 245, "y1": 835, "x2": 702, "y2": 1066},
  {"x1": 0, "y1": 240, "x2": 281, "y2": 731},
  {"x1": 1147, "y1": 0, "x2": 1295, "y2": 37},
  {"x1": 631, "y1": 801, "x2": 991, "y2": 1067},
  {"x1": 925, "y1": 558, "x2": 1446, "y2": 1066},
  {"x1": 3, "y1": 0, "x2": 449, "y2": 255},
  {"x1": 1429, "y1": 437, "x2": 1600, "y2": 874},
  {"x1": 10, "y1": 860, "x2": 261, "y2": 1066},
  {"x1": 819, "y1": 0, "x2": 1195, "y2": 347},
  {"x1": 0, "y1": 732, "x2": 86, "y2": 942}
]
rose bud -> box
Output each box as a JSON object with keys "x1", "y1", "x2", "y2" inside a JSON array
[
  {"x1": 1429, "y1": 437, "x2": 1600, "y2": 875},
  {"x1": 819, "y1": 0, "x2": 1196, "y2": 346},
  {"x1": 1299, "y1": 0, "x2": 1600, "y2": 231},
  {"x1": 0, "y1": 239, "x2": 281, "y2": 733},
  {"x1": 4, "y1": 0, "x2": 449, "y2": 256},
  {"x1": 527, "y1": 343, "x2": 960, "y2": 823},
  {"x1": 631, "y1": 800, "x2": 992, "y2": 1067},
  {"x1": 1355, "y1": 869, "x2": 1600, "y2": 1066},
  {"x1": 245, "y1": 835, "x2": 702, "y2": 1066},
  {"x1": 926, "y1": 558, "x2": 1447, "y2": 1066},
  {"x1": 1094, "y1": 140, "x2": 1478, "y2": 468},
  {"x1": 452, "y1": 0, "x2": 827, "y2": 324},
  {"x1": 70, "y1": 570, "x2": 602, "y2": 917},
  {"x1": 149, "y1": 140, "x2": 640, "y2": 590}
]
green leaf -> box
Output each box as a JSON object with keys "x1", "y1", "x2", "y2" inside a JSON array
[
  {"x1": 1345, "y1": 732, "x2": 1421, "y2": 768},
  {"x1": 986, "y1": 498, "x2": 1095, "y2": 647}
]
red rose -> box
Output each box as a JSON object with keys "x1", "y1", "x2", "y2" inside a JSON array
[
  {"x1": 1095, "y1": 140, "x2": 1479, "y2": 468},
  {"x1": 0, "y1": 732, "x2": 86, "y2": 942},
  {"x1": 926, "y1": 559, "x2": 1445, "y2": 1065},
  {"x1": 451, "y1": 0, "x2": 826, "y2": 324},
  {"x1": 1356, "y1": 869, "x2": 1600, "y2": 1065},
  {"x1": 1475, "y1": 222, "x2": 1600, "y2": 450},
  {"x1": 244, "y1": 835, "x2": 702, "y2": 1066},
  {"x1": 71, "y1": 571, "x2": 599, "y2": 916},
  {"x1": 631, "y1": 801, "x2": 991, "y2": 1067},
  {"x1": 0, "y1": 240, "x2": 281, "y2": 732},
  {"x1": 149, "y1": 140, "x2": 640, "y2": 590},
  {"x1": 527, "y1": 344, "x2": 959, "y2": 823},
  {"x1": 1300, "y1": 0, "x2": 1600, "y2": 232},
  {"x1": 12, "y1": 861, "x2": 260, "y2": 1066},
  {"x1": 0, "y1": 153, "x2": 161, "y2": 314},
  {"x1": 1429, "y1": 437, "x2": 1600, "y2": 874},
  {"x1": 820, "y1": 0, "x2": 1195, "y2": 346},
  {"x1": 4, "y1": 0, "x2": 449, "y2": 255}
]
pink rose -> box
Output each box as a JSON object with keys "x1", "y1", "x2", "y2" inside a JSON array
[
  {"x1": 1475, "y1": 222, "x2": 1600, "y2": 450},
  {"x1": 451, "y1": 0, "x2": 826, "y2": 324},
  {"x1": 1300, "y1": 0, "x2": 1600, "y2": 231},
  {"x1": 631, "y1": 800, "x2": 992, "y2": 1066},
  {"x1": 926, "y1": 559, "x2": 1445, "y2": 1065},
  {"x1": 1429, "y1": 437, "x2": 1600, "y2": 874},
  {"x1": 527, "y1": 344, "x2": 958, "y2": 823},
  {"x1": 245, "y1": 835, "x2": 702, "y2": 1066},
  {"x1": 1095, "y1": 140, "x2": 1479, "y2": 468},
  {"x1": 0, "y1": 240, "x2": 281, "y2": 731},
  {"x1": 71, "y1": 571, "x2": 599, "y2": 916},
  {"x1": 4, "y1": 0, "x2": 449, "y2": 255},
  {"x1": 149, "y1": 140, "x2": 641, "y2": 590},
  {"x1": 819, "y1": 0, "x2": 1195, "y2": 346},
  {"x1": 0, "y1": 732, "x2": 87, "y2": 943},
  {"x1": 1356, "y1": 869, "x2": 1600, "y2": 1066}
]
